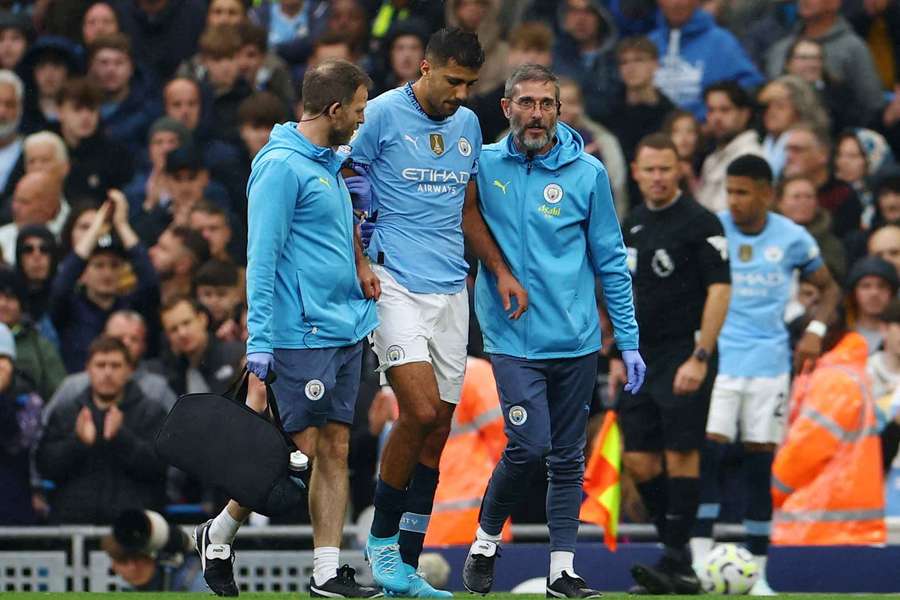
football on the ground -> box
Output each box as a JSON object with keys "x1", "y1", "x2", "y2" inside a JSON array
[{"x1": 699, "y1": 543, "x2": 760, "y2": 594}]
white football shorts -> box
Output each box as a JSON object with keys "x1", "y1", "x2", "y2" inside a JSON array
[
  {"x1": 706, "y1": 373, "x2": 791, "y2": 444},
  {"x1": 370, "y1": 264, "x2": 468, "y2": 405}
]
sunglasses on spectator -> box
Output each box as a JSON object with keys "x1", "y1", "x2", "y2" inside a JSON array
[{"x1": 22, "y1": 243, "x2": 51, "y2": 255}]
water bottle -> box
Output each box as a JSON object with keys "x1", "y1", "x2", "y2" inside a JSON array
[{"x1": 289, "y1": 450, "x2": 309, "y2": 490}]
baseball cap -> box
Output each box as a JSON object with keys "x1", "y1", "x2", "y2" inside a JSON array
[
  {"x1": 90, "y1": 232, "x2": 128, "y2": 259},
  {"x1": 847, "y1": 255, "x2": 899, "y2": 292}
]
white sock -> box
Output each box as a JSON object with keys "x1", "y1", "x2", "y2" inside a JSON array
[
  {"x1": 475, "y1": 526, "x2": 502, "y2": 544},
  {"x1": 208, "y1": 509, "x2": 243, "y2": 544},
  {"x1": 549, "y1": 551, "x2": 575, "y2": 584},
  {"x1": 753, "y1": 555, "x2": 768, "y2": 579},
  {"x1": 313, "y1": 546, "x2": 340, "y2": 586},
  {"x1": 690, "y1": 537, "x2": 714, "y2": 566}
]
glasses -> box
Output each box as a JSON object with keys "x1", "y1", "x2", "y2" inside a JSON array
[
  {"x1": 22, "y1": 243, "x2": 50, "y2": 255},
  {"x1": 509, "y1": 97, "x2": 560, "y2": 112}
]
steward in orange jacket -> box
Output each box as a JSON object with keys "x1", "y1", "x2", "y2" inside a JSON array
[
  {"x1": 425, "y1": 357, "x2": 507, "y2": 545},
  {"x1": 771, "y1": 331, "x2": 885, "y2": 545}
]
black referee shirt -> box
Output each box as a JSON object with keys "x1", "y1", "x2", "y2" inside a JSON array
[{"x1": 622, "y1": 193, "x2": 731, "y2": 347}]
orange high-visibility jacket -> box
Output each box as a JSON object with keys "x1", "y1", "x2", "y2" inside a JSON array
[
  {"x1": 425, "y1": 357, "x2": 508, "y2": 545},
  {"x1": 771, "y1": 332, "x2": 886, "y2": 546}
]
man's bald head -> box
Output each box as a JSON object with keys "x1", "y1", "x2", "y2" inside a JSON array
[
  {"x1": 869, "y1": 225, "x2": 900, "y2": 275},
  {"x1": 12, "y1": 172, "x2": 62, "y2": 226},
  {"x1": 163, "y1": 77, "x2": 202, "y2": 131}
]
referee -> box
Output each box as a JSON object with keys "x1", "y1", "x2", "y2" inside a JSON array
[{"x1": 610, "y1": 133, "x2": 731, "y2": 595}]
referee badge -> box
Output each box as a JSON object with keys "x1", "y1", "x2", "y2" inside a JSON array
[
  {"x1": 305, "y1": 379, "x2": 325, "y2": 401},
  {"x1": 739, "y1": 244, "x2": 753, "y2": 262},
  {"x1": 429, "y1": 133, "x2": 445, "y2": 156},
  {"x1": 543, "y1": 183, "x2": 563, "y2": 204},
  {"x1": 508, "y1": 405, "x2": 528, "y2": 426}
]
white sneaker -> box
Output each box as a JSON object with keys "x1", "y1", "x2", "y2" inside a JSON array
[{"x1": 749, "y1": 578, "x2": 777, "y2": 596}]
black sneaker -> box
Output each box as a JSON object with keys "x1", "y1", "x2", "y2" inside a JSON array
[
  {"x1": 195, "y1": 519, "x2": 239, "y2": 597},
  {"x1": 630, "y1": 553, "x2": 701, "y2": 596},
  {"x1": 546, "y1": 572, "x2": 602, "y2": 598},
  {"x1": 463, "y1": 540, "x2": 500, "y2": 594},
  {"x1": 310, "y1": 564, "x2": 383, "y2": 598}
]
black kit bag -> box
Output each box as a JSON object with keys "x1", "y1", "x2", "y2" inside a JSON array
[{"x1": 155, "y1": 368, "x2": 306, "y2": 516}]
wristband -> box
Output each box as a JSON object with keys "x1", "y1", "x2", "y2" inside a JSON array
[{"x1": 805, "y1": 320, "x2": 827, "y2": 337}]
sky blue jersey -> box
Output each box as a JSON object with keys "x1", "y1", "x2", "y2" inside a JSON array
[
  {"x1": 717, "y1": 211, "x2": 823, "y2": 377},
  {"x1": 348, "y1": 83, "x2": 482, "y2": 294}
]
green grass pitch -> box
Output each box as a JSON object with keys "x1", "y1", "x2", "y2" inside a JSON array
[{"x1": 0, "y1": 594, "x2": 893, "y2": 600}]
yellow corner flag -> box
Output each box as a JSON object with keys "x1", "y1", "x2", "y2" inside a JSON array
[{"x1": 579, "y1": 410, "x2": 621, "y2": 551}]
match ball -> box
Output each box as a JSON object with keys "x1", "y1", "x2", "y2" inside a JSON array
[{"x1": 699, "y1": 543, "x2": 760, "y2": 594}]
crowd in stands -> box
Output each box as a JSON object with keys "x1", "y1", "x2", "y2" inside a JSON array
[{"x1": 0, "y1": 0, "x2": 899, "y2": 533}]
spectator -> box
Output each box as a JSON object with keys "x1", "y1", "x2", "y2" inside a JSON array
[
  {"x1": 148, "y1": 224, "x2": 209, "y2": 305},
  {"x1": 87, "y1": 33, "x2": 162, "y2": 155},
  {"x1": 867, "y1": 225, "x2": 900, "y2": 277},
  {"x1": 81, "y1": 2, "x2": 119, "y2": 46},
  {"x1": 115, "y1": 0, "x2": 207, "y2": 83},
  {"x1": 783, "y1": 122, "x2": 862, "y2": 238},
  {"x1": 874, "y1": 175, "x2": 900, "y2": 229},
  {"x1": 55, "y1": 77, "x2": 134, "y2": 203},
  {"x1": 605, "y1": 37, "x2": 674, "y2": 170},
  {"x1": 375, "y1": 17, "x2": 427, "y2": 94},
  {"x1": 189, "y1": 201, "x2": 237, "y2": 264},
  {"x1": 235, "y1": 21, "x2": 295, "y2": 112},
  {"x1": 784, "y1": 37, "x2": 858, "y2": 133},
  {"x1": 36, "y1": 335, "x2": 168, "y2": 524},
  {"x1": 662, "y1": 108, "x2": 702, "y2": 195},
  {"x1": 777, "y1": 175, "x2": 848, "y2": 282},
  {"x1": 0, "y1": 322, "x2": 44, "y2": 525},
  {"x1": 59, "y1": 200, "x2": 102, "y2": 257},
  {"x1": 869, "y1": 298, "x2": 900, "y2": 402},
  {"x1": 445, "y1": 0, "x2": 506, "y2": 96},
  {"x1": 249, "y1": 0, "x2": 330, "y2": 58},
  {"x1": 207, "y1": 0, "x2": 247, "y2": 28},
  {"x1": 0, "y1": 12, "x2": 28, "y2": 72},
  {"x1": 47, "y1": 310, "x2": 176, "y2": 419},
  {"x1": 552, "y1": 0, "x2": 621, "y2": 123},
  {"x1": 649, "y1": 0, "x2": 763, "y2": 119},
  {"x1": 14, "y1": 223, "x2": 59, "y2": 330},
  {"x1": 696, "y1": 82, "x2": 764, "y2": 213},
  {"x1": 154, "y1": 295, "x2": 243, "y2": 396},
  {"x1": 0, "y1": 170, "x2": 68, "y2": 265},
  {"x1": 0, "y1": 69, "x2": 24, "y2": 214},
  {"x1": 50, "y1": 190, "x2": 159, "y2": 372},
  {"x1": 101, "y1": 529, "x2": 206, "y2": 592},
  {"x1": 844, "y1": 0, "x2": 900, "y2": 91},
  {"x1": 329, "y1": 0, "x2": 375, "y2": 72},
  {"x1": 845, "y1": 255, "x2": 898, "y2": 354},
  {"x1": 306, "y1": 30, "x2": 354, "y2": 69},
  {"x1": 557, "y1": 77, "x2": 629, "y2": 216},
  {"x1": 194, "y1": 258, "x2": 241, "y2": 331},
  {"x1": 468, "y1": 22, "x2": 554, "y2": 144},
  {"x1": 123, "y1": 116, "x2": 189, "y2": 216},
  {"x1": 195, "y1": 26, "x2": 252, "y2": 145},
  {"x1": 23, "y1": 130, "x2": 70, "y2": 184},
  {"x1": 365, "y1": 0, "x2": 443, "y2": 56},
  {"x1": 162, "y1": 77, "x2": 203, "y2": 135},
  {"x1": 766, "y1": 0, "x2": 885, "y2": 125},
  {"x1": 0, "y1": 268, "x2": 65, "y2": 402},
  {"x1": 758, "y1": 75, "x2": 830, "y2": 178},
  {"x1": 834, "y1": 129, "x2": 896, "y2": 229},
  {"x1": 237, "y1": 91, "x2": 285, "y2": 163},
  {"x1": 19, "y1": 36, "x2": 84, "y2": 135}
]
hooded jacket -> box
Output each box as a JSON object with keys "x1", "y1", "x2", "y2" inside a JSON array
[
  {"x1": 246, "y1": 123, "x2": 378, "y2": 353},
  {"x1": 475, "y1": 122, "x2": 638, "y2": 359},
  {"x1": 649, "y1": 9, "x2": 764, "y2": 119}
]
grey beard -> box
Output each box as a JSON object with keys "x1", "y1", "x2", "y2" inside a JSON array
[
  {"x1": 515, "y1": 123, "x2": 557, "y2": 153},
  {"x1": 0, "y1": 115, "x2": 21, "y2": 139}
]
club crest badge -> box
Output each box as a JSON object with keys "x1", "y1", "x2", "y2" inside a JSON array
[
  {"x1": 543, "y1": 183, "x2": 563, "y2": 204},
  {"x1": 305, "y1": 379, "x2": 325, "y2": 401}
]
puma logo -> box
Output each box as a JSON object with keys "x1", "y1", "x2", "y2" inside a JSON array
[
  {"x1": 403, "y1": 134, "x2": 419, "y2": 150},
  {"x1": 493, "y1": 179, "x2": 510, "y2": 194},
  {"x1": 318, "y1": 176, "x2": 332, "y2": 188}
]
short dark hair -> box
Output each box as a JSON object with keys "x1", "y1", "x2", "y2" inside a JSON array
[
  {"x1": 703, "y1": 80, "x2": 754, "y2": 110},
  {"x1": 425, "y1": 27, "x2": 484, "y2": 69},
  {"x1": 88, "y1": 32, "x2": 132, "y2": 64},
  {"x1": 508, "y1": 22, "x2": 553, "y2": 53},
  {"x1": 57, "y1": 77, "x2": 103, "y2": 110},
  {"x1": 878, "y1": 175, "x2": 900, "y2": 198},
  {"x1": 504, "y1": 63, "x2": 559, "y2": 100},
  {"x1": 191, "y1": 199, "x2": 229, "y2": 221},
  {"x1": 616, "y1": 36, "x2": 658, "y2": 60},
  {"x1": 237, "y1": 21, "x2": 267, "y2": 53},
  {"x1": 170, "y1": 225, "x2": 211, "y2": 268},
  {"x1": 301, "y1": 59, "x2": 371, "y2": 115},
  {"x1": 237, "y1": 91, "x2": 287, "y2": 127},
  {"x1": 726, "y1": 154, "x2": 773, "y2": 184},
  {"x1": 199, "y1": 25, "x2": 242, "y2": 59},
  {"x1": 634, "y1": 132, "x2": 679, "y2": 157},
  {"x1": 164, "y1": 144, "x2": 204, "y2": 174},
  {"x1": 87, "y1": 335, "x2": 133, "y2": 367},
  {"x1": 160, "y1": 294, "x2": 204, "y2": 318},
  {"x1": 195, "y1": 259, "x2": 239, "y2": 288}
]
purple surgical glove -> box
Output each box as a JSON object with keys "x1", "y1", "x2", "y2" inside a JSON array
[
  {"x1": 344, "y1": 174, "x2": 372, "y2": 215},
  {"x1": 622, "y1": 349, "x2": 646, "y2": 394},
  {"x1": 246, "y1": 352, "x2": 274, "y2": 381}
]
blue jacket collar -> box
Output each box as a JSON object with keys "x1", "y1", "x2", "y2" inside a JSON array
[{"x1": 263, "y1": 122, "x2": 343, "y2": 173}]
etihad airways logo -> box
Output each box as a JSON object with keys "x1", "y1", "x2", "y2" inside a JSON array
[{"x1": 402, "y1": 168, "x2": 470, "y2": 193}]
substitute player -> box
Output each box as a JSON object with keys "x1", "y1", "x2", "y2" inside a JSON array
[
  {"x1": 612, "y1": 133, "x2": 731, "y2": 595},
  {"x1": 348, "y1": 28, "x2": 528, "y2": 596},
  {"x1": 460, "y1": 64, "x2": 644, "y2": 598},
  {"x1": 689, "y1": 155, "x2": 840, "y2": 595},
  {"x1": 195, "y1": 60, "x2": 381, "y2": 598}
]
